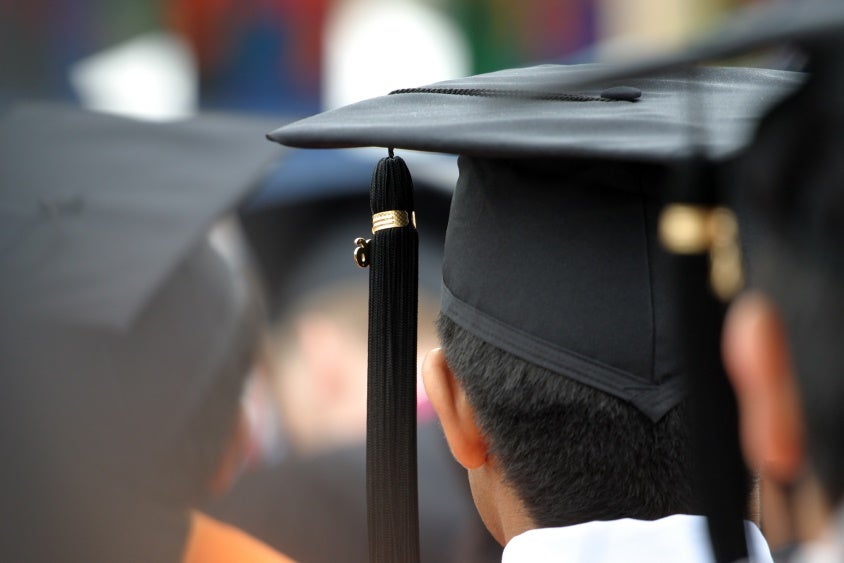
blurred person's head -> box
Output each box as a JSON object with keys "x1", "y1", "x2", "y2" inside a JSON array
[
  {"x1": 265, "y1": 280, "x2": 440, "y2": 454},
  {"x1": 723, "y1": 57, "x2": 844, "y2": 540},
  {"x1": 241, "y1": 170, "x2": 451, "y2": 456}
]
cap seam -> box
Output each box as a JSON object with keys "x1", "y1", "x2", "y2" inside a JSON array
[
  {"x1": 441, "y1": 283, "x2": 685, "y2": 420},
  {"x1": 637, "y1": 176, "x2": 658, "y2": 384}
]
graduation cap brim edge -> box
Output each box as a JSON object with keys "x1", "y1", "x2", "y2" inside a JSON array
[{"x1": 268, "y1": 65, "x2": 803, "y2": 163}]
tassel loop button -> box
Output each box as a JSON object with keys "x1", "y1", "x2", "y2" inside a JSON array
[{"x1": 353, "y1": 237, "x2": 372, "y2": 268}]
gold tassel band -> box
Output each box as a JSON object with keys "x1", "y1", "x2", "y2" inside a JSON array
[{"x1": 372, "y1": 210, "x2": 417, "y2": 233}]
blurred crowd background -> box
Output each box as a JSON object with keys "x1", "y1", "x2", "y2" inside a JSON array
[
  {"x1": 0, "y1": 2, "x2": 793, "y2": 561},
  {"x1": 2, "y1": 0, "x2": 776, "y2": 121}
]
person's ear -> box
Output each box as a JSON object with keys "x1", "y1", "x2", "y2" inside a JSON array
[
  {"x1": 422, "y1": 348, "x2": 487, "y2": 469},
  {"x1": 207, "y1": 407, "x2": 250, "y2": 496},
  {"x1": 723, "y1": 292, "x2": 805, "y2": 483}
]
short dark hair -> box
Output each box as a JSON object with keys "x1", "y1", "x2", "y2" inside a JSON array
[{"x1": 436, "y1": 314, "x2": 695, "y2": 528}]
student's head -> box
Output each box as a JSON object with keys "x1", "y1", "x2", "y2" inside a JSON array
[
  {"x1": 432, "y1": 315, "x2": 694, "y2": 530},
  {"x1": 723, "y1": 66, "x2": 844, "y2": 515},
  {"x1": 421, "y1": 156, "x2": 696, "y2": 542}
]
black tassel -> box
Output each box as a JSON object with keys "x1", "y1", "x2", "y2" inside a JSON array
[
  {"x1": 663, "y1": 158, "x2": 749, "y2": 563},
  {"x1": 366, "y1": 152, "x2": 420, "y2": 563}
]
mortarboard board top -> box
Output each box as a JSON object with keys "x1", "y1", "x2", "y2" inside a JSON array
[
  {"x1": 271, "y1": 64, "x2": 803, "y2": 162},
  {"x1": 0, "y1": 102, "x2": 279, "y2": 329}
]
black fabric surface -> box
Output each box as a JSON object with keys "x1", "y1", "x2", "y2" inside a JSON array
[
  {"x1": 441, "y1": 157, "x2": 686, "y2": 421},
  {"x1": 271, "y1": 65, "x2": 801, "y2": 162}
]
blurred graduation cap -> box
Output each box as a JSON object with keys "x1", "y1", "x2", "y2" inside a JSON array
[
  {"x1": 733, "y1": 22, "x2": 844, "y2": 284},
  {"x1": 0, "y1": 103, "x2": 278, "y2": 561},
  {"x1": 266, "y1": 22, "x2": 806, "y2": 560},
  {"x1": 240, "y1": 148, "x2": 455, "y2": 325},
  {"x1": 547, "y1": 2, "x2": 844, "y2": 561},
  {"x1": 0, "y1": 102, "x2": 278, "y2": 328},
  {"x1": 554, "y1": 0, "x2": 844, "y2": 87}
]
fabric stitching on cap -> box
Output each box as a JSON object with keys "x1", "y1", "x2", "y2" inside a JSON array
[{"x1": 637, "y1": 178, "x2": 658, "y2": 384}]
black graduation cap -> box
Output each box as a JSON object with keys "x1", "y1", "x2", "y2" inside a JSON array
[
  {"x1": 267, "y1": 46, "x2": 803, "y2": 561},
  {"x1": 0, "y1": 102, "x2": 279, "y2": 562},
  {"x1": 0, "y1": 103, "x2": 279, "y2": 327}
]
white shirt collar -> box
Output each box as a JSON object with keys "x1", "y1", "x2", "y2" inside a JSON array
[
  {"x1": 502, "y1": 514, "x2": 772, "y2": 563},
  {"x1": 792, "y1": 504, "x2": 844, "y2": 563}
]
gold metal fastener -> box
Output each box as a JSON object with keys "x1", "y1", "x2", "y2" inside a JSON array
[
  {"x1": 659, "y1": 204, "x2": 744, "y2": 301},
  {"x1": 371, "y1": 210, "x2": 417, "y2": 233},
  {"x1": 353, "y1": 237, "x2": 371, "y2": 268}
]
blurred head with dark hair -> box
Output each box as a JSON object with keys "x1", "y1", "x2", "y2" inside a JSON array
[{"x1": 723, "y1": 49, "x2": 844, "y2": 548}]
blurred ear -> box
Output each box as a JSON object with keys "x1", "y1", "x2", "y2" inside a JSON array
[
  {"x1": 723, "y1": 292, "x2": 805, "y2": 483},
  {"x1": 422, "y1": 348, "x2": 487, "y2": 469}
]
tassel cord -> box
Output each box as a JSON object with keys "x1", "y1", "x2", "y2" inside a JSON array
[{"x1": 366, "y1": 155, "x2": 420, "y2": 563}]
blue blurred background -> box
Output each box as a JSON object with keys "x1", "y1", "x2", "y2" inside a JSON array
[{"x1": 1, "y1": 0, "x2": 776, "y2": 120}]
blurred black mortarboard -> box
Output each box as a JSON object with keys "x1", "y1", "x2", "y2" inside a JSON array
[
  {"x1": 0, "y1": 103, "x2": 278, "y2": 327},
  {"x1": 267, "y1": 44, "x2": 803, "y2": 560},
  {"x1": 0, "y1": 103, "x2": 279, "y2": 562},
  {"x1": 240, "y1": 148, "x2": 455, "y2": 324}
]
